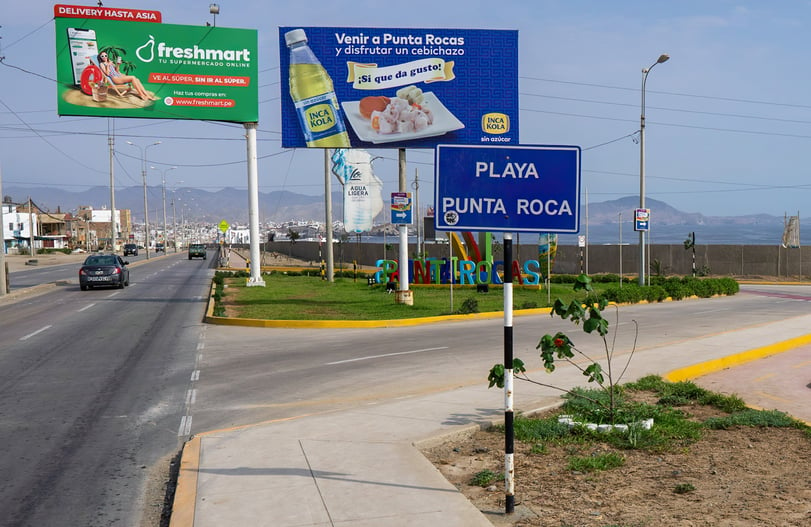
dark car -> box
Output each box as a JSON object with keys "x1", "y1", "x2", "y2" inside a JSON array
[
  {"x1": 123, "y1": 243, "x2": 138, "y2": 256},
  {"x1": 155, "y1": 242, "x2": 165, "y2": 252},
  {"x1": 188, "y1": 243, "x2": 207, "y2": 260},
  {"x1": 79, "y1": 254, "x2": 130, "y2": 290}
]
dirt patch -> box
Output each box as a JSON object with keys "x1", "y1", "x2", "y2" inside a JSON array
[{"x1": 422, "y1": 402, "x2": 811, "y2": 527}]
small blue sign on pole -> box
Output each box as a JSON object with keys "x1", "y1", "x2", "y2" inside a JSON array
[
  {"x1": 634, "y1": 208, "x2": 650, "y2": 232},
  {"x1": 391, "y1": 192, "x2": 412, "y2": 225},
  {"x1": 434, "y1": 144, "x2": 581, "y2": 233}
]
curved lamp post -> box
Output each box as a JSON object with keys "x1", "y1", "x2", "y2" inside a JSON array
[
  {"x1": 127, "y1": 140, "x2": 161, "y2": 259},
  {"x1": 638, "y1": 53, "x2": 669, "y2": 286}
]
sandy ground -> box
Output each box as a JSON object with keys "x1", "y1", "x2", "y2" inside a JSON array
[{"x1": 423, "y1": 393, "x2": 811, "y2": 527}]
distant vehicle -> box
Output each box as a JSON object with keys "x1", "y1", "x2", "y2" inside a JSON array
[
  {"x1": 123, "y1": 243, "x2": 138, "y2": 256},
  {"x1": 155, "y1": 242, "x2": 165, "y2": 252},
  {"x1": 79, "y1": 254, "x2": 130, "y2": 290},
  {"x1": 188, "y1": 243, "x2": 207, "y2": 260}
]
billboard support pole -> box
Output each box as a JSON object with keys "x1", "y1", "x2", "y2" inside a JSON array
[
  {"x1": 245, "y1": 122, "x2": 265, "y2": 287},
  {"x1": 396, "y1": 149, "x2": 412, "y2": 304},
  {"x1": 324, "y1": 149, "x2": 334, "y2": 282},
  {"x1": 503, "y1": 232, "x2": 515, "y2": 514}
]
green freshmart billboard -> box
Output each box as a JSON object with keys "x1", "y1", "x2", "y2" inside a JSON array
[{"x1": 55, "y1": 16, "x2": 258, "y2": 122}]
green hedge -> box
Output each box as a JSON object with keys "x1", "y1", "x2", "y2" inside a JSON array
[{"x1": 593, "y1": 276, "x2": 739, "y2": 304}]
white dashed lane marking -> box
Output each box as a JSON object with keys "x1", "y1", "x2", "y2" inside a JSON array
[{"x1": 20, "y1": 325, "x2": 53, "y2": 341}]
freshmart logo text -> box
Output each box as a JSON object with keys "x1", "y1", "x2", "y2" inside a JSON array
[{"x1": 135, "y1": 35, "x2": 252, "y2": 64}]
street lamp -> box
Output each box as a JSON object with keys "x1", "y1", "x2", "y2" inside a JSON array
[
  {"x1": 127, "y1": 140, "x2": 161, "y2": 258},
  {"x1": 209, "y1": 4, "x2": 219, "y2": 27},
  {"x1": 638, "y1": 53, "x2": 669, "y2": 286},
  {"x1": 170, "y1": 180, "x2": 183, "y2": 252},
  {"x1": 152, "y1": 165, "x2": 176, "y2": 255}
]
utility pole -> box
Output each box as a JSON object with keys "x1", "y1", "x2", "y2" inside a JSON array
[
  {"x1": 28, "y1": 197, "x2": 35, "y2": 257},
  {"x1": 0, "y1": 163, "x2": 7, "y2": 296},
  {"x1": 109, "y1": 130, "x2": 117, "y2": 252}
]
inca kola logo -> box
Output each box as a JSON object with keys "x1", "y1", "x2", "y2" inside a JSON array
[{"x1": 481, "y1": 113, "x2": 509, "y2": 134}]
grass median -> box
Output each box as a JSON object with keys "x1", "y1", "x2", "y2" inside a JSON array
[{"x1": 214, "y1": 271, "x2": 618, "y2": 321}]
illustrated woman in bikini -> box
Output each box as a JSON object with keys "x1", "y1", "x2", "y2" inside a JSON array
[{"x1": 98, "y1": 52, "x2": 157, "y2": 101}]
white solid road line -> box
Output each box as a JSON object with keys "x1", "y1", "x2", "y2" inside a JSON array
[{"x1": 178, "y1": 415, "x2": 193, "y2": 436}]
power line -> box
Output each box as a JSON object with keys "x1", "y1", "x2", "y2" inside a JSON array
[{"x1": 522, "y1": 75, "x2": 811, "y2": 110}]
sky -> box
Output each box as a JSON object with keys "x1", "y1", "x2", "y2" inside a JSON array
[{"x1": 2, "y1": 0, "x2": 811, "y2": 221}]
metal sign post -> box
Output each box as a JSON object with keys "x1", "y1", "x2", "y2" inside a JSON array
[
  {"x1": 503, "y1": 233, "x2": 515, "y2": 513},
  {"x1": 434, "y1": 144, "x2": 581, "y2": 515}
]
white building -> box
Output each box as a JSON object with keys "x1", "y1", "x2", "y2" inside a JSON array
[{"x1": 1, "y1": 203, "x2": 38, "y2": 252}]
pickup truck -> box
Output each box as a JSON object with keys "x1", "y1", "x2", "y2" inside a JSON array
[{"x1": 188, "y1": 243, "x2": 207, "y2": 260}]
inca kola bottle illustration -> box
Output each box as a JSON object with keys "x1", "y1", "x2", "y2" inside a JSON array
[{"x1": 285, "y1": 29, "x2": 350, "y2": 148}]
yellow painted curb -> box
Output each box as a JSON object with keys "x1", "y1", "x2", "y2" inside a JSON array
[
  {"x1": 204, "y1": 307, "x2": 551, "y2": 328},
  {"x1": 168, "y1": 435, "x2": 200, "y2": 527},
  {"x1": 664, "y1": 333, "x2": 811, "y2": 382}
]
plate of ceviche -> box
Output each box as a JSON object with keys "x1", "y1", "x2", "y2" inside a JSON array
[{"x1": 341, "y1": 91, "x2": 464, "y2": 144}]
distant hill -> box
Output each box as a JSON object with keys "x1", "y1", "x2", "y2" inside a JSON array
[{"x1": 2, "y1": 186, "x2": 798, "y2": 245}]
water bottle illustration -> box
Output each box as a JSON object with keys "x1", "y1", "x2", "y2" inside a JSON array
[
  {"x1": 285, "y1": 29, "x2": 350, "y2": 148},
  {"x1": 331, "y1": 149, "x2": 383, "y2": 232}
]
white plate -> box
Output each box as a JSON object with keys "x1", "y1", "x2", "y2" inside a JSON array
[{"x1": 341, "y1": 92, "x2": 464, "y2": 144}]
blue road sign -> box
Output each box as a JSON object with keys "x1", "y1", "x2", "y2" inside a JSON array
[
  {"x1": 434, "y1": 144, "x2": 581, "y2": 233},
  {"x1": 634, "y1": 208, "x2": 650, "y2": 232},
  {"x1": 391, "y1": 192, "x2": 413, "y2": 225}
]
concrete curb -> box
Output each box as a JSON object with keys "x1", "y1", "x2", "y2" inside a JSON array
[{"x1": 168, "y1": 436, "x2": 200, "y2": 527}]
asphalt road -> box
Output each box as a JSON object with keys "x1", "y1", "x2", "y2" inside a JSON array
[
  {"x1": 0, "y1": 252, "x2": 213, "y2": 527},
  {"x1": 188, "y1": 282, "x2": 811, "y2": 434}
]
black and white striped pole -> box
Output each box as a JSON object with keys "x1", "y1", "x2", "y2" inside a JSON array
[{"x1": 503, "y1": 233, "x2": 515, "y2": 514}]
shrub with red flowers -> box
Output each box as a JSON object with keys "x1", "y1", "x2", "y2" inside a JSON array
[{"x1": 488, "y1": 274, "x2": 638, "y2": 424}]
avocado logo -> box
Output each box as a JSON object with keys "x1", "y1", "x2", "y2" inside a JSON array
[
  {"x1": 482, "y1": 113, "x2": 510, "y2": 135},
  {"x1": 136, "y1": 35, "x2": 156, "y2": 63}
]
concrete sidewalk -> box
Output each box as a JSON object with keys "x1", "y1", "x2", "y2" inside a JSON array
[{"x1": 169, "y1": 312, "x2": 811, "y2": 527}]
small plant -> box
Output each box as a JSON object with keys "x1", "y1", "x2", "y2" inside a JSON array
[
  {"x1": 650, "y1": 258, "x2": 669, "y2": 276},
  {"x1": 470, "y1": 469, "x2": 503, "y2": 487},
  {"x1": 673, "y1": 483, "x2": 696, "y2": 494},
  {"x1": 567, "y1": 452, "x2": 624, "y2": 472},
  {"x1": 626, "y1": 421, "x2": 645, "y2": 448},
  {"x1": 529, "y1": 443, "x2": 548, "y2": 455},
  {"x1": 457, "y1": 297, "x2": 480, "y2": 314}
]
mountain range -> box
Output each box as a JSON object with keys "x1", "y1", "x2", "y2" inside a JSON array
[{"x1": 2, "y1": 186, "x2": 800, "y2": 245}]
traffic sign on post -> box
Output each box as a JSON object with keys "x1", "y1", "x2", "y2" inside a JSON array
[
  {"x1": 391, "y1": 192, "x2": 412, "y2": 225},
  {"x1": 634, "y1": 208, "x2": 650, "y2": 232},
  {"x1": 434, "y1": 144, "x2": 581, "y2": 233},
  {"x1": 434, "y1": 143, "x2": 581, "y2": 518}
]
